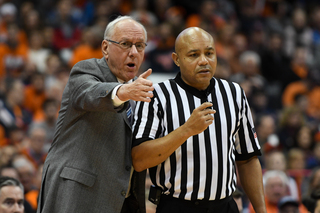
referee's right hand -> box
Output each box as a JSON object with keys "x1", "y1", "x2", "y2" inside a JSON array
[{"x1": 184, "y1": 102, "x2": 216, "y2": 136}]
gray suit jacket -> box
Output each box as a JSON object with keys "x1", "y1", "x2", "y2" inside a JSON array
[{"x1": 37, "y1": 58, "x2": 146, "y2": 213}]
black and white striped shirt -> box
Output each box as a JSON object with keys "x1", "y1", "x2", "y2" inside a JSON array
[{"x1": 132, "y1": 73, "x2": 261, "y2": 201}]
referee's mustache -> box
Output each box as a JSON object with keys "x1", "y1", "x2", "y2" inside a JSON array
[{"x1": 196, "y1": 66, "x2": 212, "y2": 72}]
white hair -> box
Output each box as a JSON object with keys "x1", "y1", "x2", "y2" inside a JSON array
[
  {"x1": 103, "y1": 15, "x2": 147, "y2": 41},
  {"x1": 12, "y1": 157, "x2": 35, "y2": 173},
  {"x1": 263, "y1": 170, "x2": 289, "y2": 187},
  {"x1": 239, "y1": 50, "x2": 261, "y2": 66}
]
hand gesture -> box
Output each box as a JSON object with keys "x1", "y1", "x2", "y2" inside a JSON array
[
  {"x1": 117, "y1": 69, "x2": 154, "y2": 102},
  {"x1": 183, "y1": 102, "x2": 216, "y2": 136}
]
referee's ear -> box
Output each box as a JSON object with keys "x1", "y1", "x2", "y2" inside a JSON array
[{"x1": 172, "y1": 52, "x2": 180, "y2": 67}]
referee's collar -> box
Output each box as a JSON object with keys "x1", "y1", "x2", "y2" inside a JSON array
[{"x1": 174, "y1": 72, "x2": 215, "y2": 99}]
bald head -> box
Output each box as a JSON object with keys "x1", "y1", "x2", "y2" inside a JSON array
[
  {"x1": 172, "y1": 27, "x2": 217, "y2": 91},
  {"x1": 175, "y1": 27, "x2": 214, "y2": 53}
]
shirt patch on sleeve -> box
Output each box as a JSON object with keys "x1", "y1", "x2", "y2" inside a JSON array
[{"x1": 251, "y1": 127, "x2": 257, "y2": 139}]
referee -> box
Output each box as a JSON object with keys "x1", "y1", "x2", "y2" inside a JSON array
[{"x1": 132, "y1": 27, "x2": 267, "y2": 213}]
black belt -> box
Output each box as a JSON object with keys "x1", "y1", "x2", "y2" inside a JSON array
[{"x1": 160, "y1": 194, "x2": 232, "y2": 208}]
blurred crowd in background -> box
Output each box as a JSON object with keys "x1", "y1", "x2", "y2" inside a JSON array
[{"x1": 0, "y1": 0, "x2": 320, "y2": 212}]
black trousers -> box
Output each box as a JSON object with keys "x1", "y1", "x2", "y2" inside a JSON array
[
  {"x1": 120, "y1": 194, "x2": 140, "y2": 213},
  {"x1": 156, "y1": 194, "x2": 240, "y2": 213}
]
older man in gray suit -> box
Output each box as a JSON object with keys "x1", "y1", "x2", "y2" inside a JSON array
[{"x1": 36, "y1": 16, "x2": 154, "y2": 213}]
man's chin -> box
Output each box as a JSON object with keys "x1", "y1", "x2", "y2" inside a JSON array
[{"x1": 124, "y1": 71, "x2": 138, "y2": 81}]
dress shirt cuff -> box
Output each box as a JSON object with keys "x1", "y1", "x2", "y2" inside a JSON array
[{"x1": 112, "y1": 85, "x2": 126, "y2": 107}]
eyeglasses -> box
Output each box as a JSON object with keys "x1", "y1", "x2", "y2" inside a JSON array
[{"x1": 106, "y1": 39, "x2": 147, "y2": 52}]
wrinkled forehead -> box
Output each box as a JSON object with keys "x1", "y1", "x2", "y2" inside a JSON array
[{"x1": 112, "y1": 20, "x2": 146, "y2": 41}]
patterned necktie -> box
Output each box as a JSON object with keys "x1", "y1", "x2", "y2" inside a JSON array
[
  {"x1": 124, "y1": 82, "x2": 132, "y2": 123},
  {"x1": 126, "y1": 102, "x2": 132, "y2": 120}
]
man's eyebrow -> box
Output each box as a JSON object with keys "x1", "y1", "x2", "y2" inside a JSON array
[
  {"x1": 3, "y1": 198, "x2": 24, "y2": 202},
  {"x1": 119, "y1": 37, "x2": 145, "y2": 41},
  {"x1": 186, "y1": 49, "x2": 199, "y2": 54},
  {"x1": 205, "y1": 47, "x2": 215, "y2": 51},
  {"x1": 186, "y1": 47, "x2": 215, "y2": 54}
]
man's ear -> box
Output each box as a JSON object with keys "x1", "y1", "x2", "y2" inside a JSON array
[
  {"x1": 101, "y1": 40, "x2": 109, "y2": 60},
  {"x1": 172, "y1": 52, "x2": 179, "y2": 67}
]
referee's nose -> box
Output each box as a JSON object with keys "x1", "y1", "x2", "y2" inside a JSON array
[{"x1": 198, "y1": 53, "x2": 209, "y2": 66}]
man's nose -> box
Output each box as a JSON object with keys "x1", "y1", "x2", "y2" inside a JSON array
[
  {"x1": 199, "y1": 54, "x2": 209, "y2": 65},
  {"x1": 129, "y1": 44, "x2": 139, "y2": 56},
  {"x1": 13, "y1": 203, "x2": 24, "y2": 213}
]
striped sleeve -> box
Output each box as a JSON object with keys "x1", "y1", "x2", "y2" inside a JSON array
[
  {"x1": 132, "y1": 85, "x2": 164, "y2": 147},
  {"x1": 233, "y1": 83, "x2": 261, "y2": 161}
]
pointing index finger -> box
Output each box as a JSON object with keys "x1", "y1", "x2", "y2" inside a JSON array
[{"x1": 139, "y1": 68, "x2": 152, "y2": 79}]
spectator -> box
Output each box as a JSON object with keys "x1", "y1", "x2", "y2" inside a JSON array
[
  {"x1": 302, "y1": 188, "x2": 320, "y2": 213},
  {"x1": 248, "y1": 170, "x2": 307, "y2": 213},
  {"x1": 0, "y1": 176, "x2": 24, "y2": 213},
  {"x1": 0, "y1": 165, "x2": 19, "y2": 180},
  {"x1": 264, "y1": 150, "x2": 300, "y2": 200},
  {"x1": 278, "y1": 196, "x2": 301, "y2": 213},
  {"x1": 4, "y1": 125, "x2": 28, "y2": 152},
  {"x1": 24, "y1": 164, "x2": 43, "y2": 211},
  {"x1": 294, "y1": 126, "x2": 316, "y2": 162},
  {"x1": 282, "y1": 68, "x2": 320, "y2": 120},
  {"x1": 260, "y1": 32, "x2": 299, "y2": 110},
  {"x1": 302, "y1": 167, "x2": 320, "y2": 198},
  {"x1": 306, "y1": 143, "x2": 320, "y2": 170},
  {"x1": 186, "y1": 0, "x2": 226, "y2": 33},
  {"x1": 28, "y1": 98, "x2": 59, "y2": 150},
  {"x1": 0, "y1": 3, "x2": 28, "y2": 45},
  {"x1": 27, "y1": 30, "x2": 52, "y2": 74},
  {"x1": 287, "y1": 148, "x2": 306, "y2": 171},
  {"x1": 0, "y1": 78, "x2": 31, "y2": 138},
  {"x1": 229, "y1": 50, "x2": 267, "y2": 104},
  {"x1": 23, "y1": 72, "x2": 47, "y2": 116},
  {"x1": 20, "y1": 127, "x2": 47, "y2": 170},
  {"x1": 0, "y1": 145, "x2": 18, "y2": 168},
  {"x1": 229, "y1": 32, "x2": 248, "y2": 75},
  {"x1": 283, "y1": 8, "x2": 313, "y2": 60},
  {"x1": 47, "y1": 0, "x2": 82, "y2": 51},
  {"x1": 69, "y1": 25, "x2": 103, "y2": 67},
  {"x1": 21, "y1": 9, "x2": 43, "y2": 38},
  {"x1": 129, "y1": 0, "x2": 158, "y2": 28},
  {"x1": 0, "y1": 23, "x2": 28, "y2": 78},
  {"x1": 264, "y1": 1, "x2": 291, "y2": 35},
  {"x1": 255, "y1": 114, "x2": 277, "y2": 151},
  {"x1": 12, "y1": 155, "x2": 36, "y2": 197},
  {"x1": 145, "y1": 21, "x2": 178, "y2": 73},
  {"x1": 215, "y1": 23, "x2": 236, "y2": 64},
  {"x1": 0, "y1": 165, "x2": 35, "y2": 213},
  {"x1": 278, "y1": 106, "x2": 306, "y2": 150},
  {"x1": 287, "y1": 148, "x2": 307, "y2": 197}
]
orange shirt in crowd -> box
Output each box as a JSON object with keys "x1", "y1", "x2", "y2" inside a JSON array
[
  {"x1": 186, "y1": 14, "x2": 226, "y2": 30},
  {"x1": 0, "y1": 125, "x2": 7, "y2": 147},
  {"x1": 25, "y1": 189, "x2": 39, "y2": 210},
  {"x1": 0, "y1": 22, "x2": 28, "y2": 45},
  {"x1": 282, "y1": 81, "x2": 320, "y2": 119},
  {"x1": 69, "y1": 44, "x2": 103, "y2": 67},
  {"x1": 23, "y1": 86, "x2": 47, "y2": 115}
]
